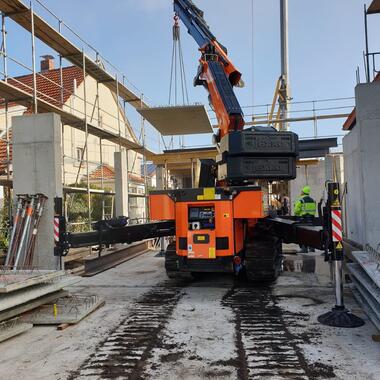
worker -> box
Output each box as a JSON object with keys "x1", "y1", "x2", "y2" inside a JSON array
[{"x1": 294, "y1": 186, "x2": 317, "y2": 253}]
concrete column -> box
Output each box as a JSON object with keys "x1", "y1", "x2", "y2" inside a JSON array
[
  {"x1": 343, "y1": 82, "x2": 380, "y2": 248},
  {"x1": 155, "y1": 165, "x2": 167, "y2": 253},
  {"x1": 12, "y1": 113, "x2": 63, "y2": 270},
  {"x1": 114, "y1": 150, "x2": 129, "y2": 217},
  {"x1": 325, "y1": 154, "x2": 344, "y2": 184},
  {"x1": 156, "y1": 165, "x2": 165, "y2": 190}
]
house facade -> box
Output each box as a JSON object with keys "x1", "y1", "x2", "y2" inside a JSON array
[{"x1": 0, "y1": 56, "x2": 146, "y2": 222}]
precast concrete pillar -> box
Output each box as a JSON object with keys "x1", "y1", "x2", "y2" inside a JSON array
[
  {"x1": 12, "y1": 113, "x2": 63, "y2": 270},
  {"x1": 114, "y1": 150, "x2": 129, "y2": 218}
]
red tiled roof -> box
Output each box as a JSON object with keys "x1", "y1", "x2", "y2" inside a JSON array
[
  {"x1": 6, "y1": 66, "x2": 84, "y2": 108},
  {"x1": 129, "y1": 173, "x2": 145, "y2": 184},
  {"x1": 343, "y1": 72, "x2": 380, "y2": 130},
  {"x1": 89, "y1": 164, "x2": 115, "y2": 180},
  {"x1": 0, "y1": 66, "x2": 84, "y2": 174},
  {"x1": 0, "y1": 130, "x2": 11, "y2": 174},
  {"x1": 88, "y1": 165, "x2": 144, "y2": 184}
]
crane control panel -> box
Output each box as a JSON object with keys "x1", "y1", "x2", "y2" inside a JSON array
[{"x1": 188, "y1": 206, "x2": 215, "y2": 230}]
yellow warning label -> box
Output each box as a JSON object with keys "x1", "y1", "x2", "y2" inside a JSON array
[
  {"x1": 197, "y1": 195, "x2": 204, "y2": 201},
  {"x1": 198, "y1": 236, "x2": 205, "y2": 241},
  {"x1": 209, "y1": 247, "x2": 216, "y2": 259},
  {"x1": 203, "y1": 188, "x2": 216, "y2": 200},
  {"x1": 336, "y1": 241, "x2": 343, "y2": 250}
]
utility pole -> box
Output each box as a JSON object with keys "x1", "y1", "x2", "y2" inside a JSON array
[{"x1": 279, "y1": 0, "x2": 289, "y2": 131}]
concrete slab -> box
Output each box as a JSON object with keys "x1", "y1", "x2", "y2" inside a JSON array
[
  {"x1": 352, "y1": 251, "x2": 380, "y2": 287},
  {"x1": 0, "y1": 290, "x2": 68, "y2": 323},
  {"x1": 350, "y1": 277, "x2": 380, "y2": 321},
  {"x1": 0, "y1": 276, "x2": 80, "y2": 312},
  {"x1": 347, "y1": 262, "x2": 380, "y2": 304},
  {"x1": 138, "y1": 105, "x2": 213, "y2": 135},
  {"x1": 0, "y1": 319, "x2": 33, "y2": 343},
  {"x1": 351, "y1": 286, "x2": 380, "y2": 330},
  {"x1": 22, "y1": 294, "x2": 105, "y2": 325},
  {"x1": 0, "y1": 270, "x2": 66, "y2": 293}
]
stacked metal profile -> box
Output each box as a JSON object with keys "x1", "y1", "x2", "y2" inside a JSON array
[
  {"x1": 5, "y1": 194, "x2": 47, "y2": 269},
  {"x1": 347, "y1": 246, "x2": 380, "y2": 330}
]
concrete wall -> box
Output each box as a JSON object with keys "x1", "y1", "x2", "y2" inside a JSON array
[
  {"x1": 343, "y1": 82, "x2": 380, "y2": 248},
  {"x1": 12, "y1": 113, "x2": 63, "y2": 270}
]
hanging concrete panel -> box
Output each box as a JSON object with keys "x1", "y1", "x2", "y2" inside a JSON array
[
  {"x1": 367, "y1": 0, "x2": 380, "y2": 14},
  {"x1": 138, "y1": 105, "x2": 213, "y2": 135}
]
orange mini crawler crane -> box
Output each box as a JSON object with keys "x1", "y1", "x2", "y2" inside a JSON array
[
  {"x1": 56, "y1": 1, "x2": 358, "y2": 326},
  {"x1": 149, "y1": 0, "x2": 299, "y2": 281}
]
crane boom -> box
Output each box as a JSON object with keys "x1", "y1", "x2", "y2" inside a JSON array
[{"x1": 173, "y1": 0, "x2": 245, "y2": 139}]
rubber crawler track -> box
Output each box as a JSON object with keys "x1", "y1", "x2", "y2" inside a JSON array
[
  {"x1": 222, "y1": 287, "x2": 328, "y2": 380},
  {"x1": 68, "y1": 286, "x2": 183, "y2": 380}
]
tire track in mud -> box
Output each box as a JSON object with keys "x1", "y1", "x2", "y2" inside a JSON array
[
  {"x1": 68, "y1": 284, "x2": 183, "y2": 380},
  {"x1": 223, "y1": 286, "x2": 335, "y2": 380}
]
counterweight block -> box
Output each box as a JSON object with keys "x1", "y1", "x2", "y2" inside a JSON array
[{"x1": 217, "y1": 128, "x2": 299, "y2": 182}]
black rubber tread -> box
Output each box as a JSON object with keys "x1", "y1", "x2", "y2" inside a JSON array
[
  {"x1": 164, "y1": 242, "x2": 193, "y2": 280},
  {"x1": 164, "y1": 242, "x2": 179, "y2": 279},
  {"x1": 245, "y1": 234, "x2": 283, "y2": 283}
]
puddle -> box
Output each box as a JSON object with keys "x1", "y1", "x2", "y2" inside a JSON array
[{"x1": 283, "y1": 253, "x2": 332, "y2": 282}]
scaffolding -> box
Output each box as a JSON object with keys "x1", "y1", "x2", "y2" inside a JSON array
[{"x1": 0, "y1": 0, "x2": 158, "y2": 233}]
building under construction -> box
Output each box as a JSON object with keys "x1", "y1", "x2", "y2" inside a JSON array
[{"x1": 0, "y1": 0, "x2": 379, "y2": 379}]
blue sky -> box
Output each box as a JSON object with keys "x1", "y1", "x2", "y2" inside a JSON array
[{"x1": 5, "y1": 0, "x2": 380, "y2": 151}]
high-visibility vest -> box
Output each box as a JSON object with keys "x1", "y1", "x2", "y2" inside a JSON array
[{"x1": 299, "y1": 195, "x2": 316, "y2": 217}]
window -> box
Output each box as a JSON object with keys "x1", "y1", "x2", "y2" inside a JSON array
[
  {"x1": 129, "y1": 197, "x2": 138, "y2": 207},
  {"x1": 76, "y1": 147, "x2": 84, "y2": 162}
]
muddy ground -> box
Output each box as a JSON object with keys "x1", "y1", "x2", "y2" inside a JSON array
[{"x1": 0, "y1": 249, "x2": 379, "y2": 380}]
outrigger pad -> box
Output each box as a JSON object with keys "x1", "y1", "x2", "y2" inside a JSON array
[{"x1": 318, "y1": 306, "x2": 365, "y2": 328}]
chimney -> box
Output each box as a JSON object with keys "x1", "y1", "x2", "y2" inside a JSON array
[{"x1": 40, "y1": 55, "x2": 55, "y2": 72}]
